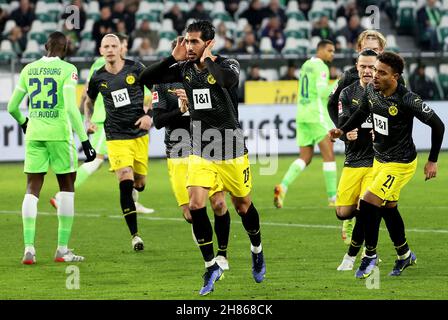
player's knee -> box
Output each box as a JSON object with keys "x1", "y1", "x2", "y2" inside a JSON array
[
  {"x1": 211, "y1": 199, "x2": 226, "y2": 214},
  {"x1": 233, "y1": 199, "x2": 251, "y2": 214},
  {"x1": 189, "y1": 202, "x2": 205, "y2": 211},
  {"x1": 182, "y1": 207, "x2": 193, "y2": 223},
  {"x1": 384, "y1": 201, "x2": 397, "y2": 208},
  {"x1": 117, "y1": 168, "x2": 133, "y2": 181},
  {"x1": 335, "y1": 207, "x2": 351, "y2": 220}
]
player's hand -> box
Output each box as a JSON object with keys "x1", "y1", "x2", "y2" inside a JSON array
[
  {"x1": 174, "y1": 89, "x2": 188, "y2": 103},
  {"x1": 86, "y1": 121, "x2": 97, "y2": 134},
  {"x1": 81, "y1": 140, "x2": 96, "y2": 163},
  {"x1": 135, "y1": 115, "x2": 152, "y2": 130},
  {"x1": 424, "y1": 161, "x2": 437, "y2": 181},
  {"x1": 200, "y1": 39, "x2": 217, "y2": 64},
  {"x1": 346, "y1": 128, "x2": 358, "y2": 141},
  {"x1": 172, "y1": 36, "x2": 187, "y2": 61},
  {"x1": 174, "y1": 89, "x2": 187, "y2": 101},
  {"x1": 179, "y1": 99, "x2": 188, "y2": 113},
  {"x1": 20, "y1": 117, "x2": 29, "y2": 134},
  {"x1": 174, "y1": 89, "x2": 189, "y2": 113},
  {"x1": 328, "y1": 128, "x2": 344, "y2": 142}
]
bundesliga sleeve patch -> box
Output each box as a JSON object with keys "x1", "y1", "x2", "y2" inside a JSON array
[
  {"x1": 152, "y1": 91, "x2": 159, "y2": 103},
  {"x1": 338, "y1": 101, "x2": 343, "y2": 114},
  {"x1": 71, "y1": 72, "x2": 78, "y2": 81},
  {"x1": 321, "y1": 72, "x2": 327, "y2": 80},
  {"x1": 422, "y1": 102, "x2": 432, "y2": 113}
]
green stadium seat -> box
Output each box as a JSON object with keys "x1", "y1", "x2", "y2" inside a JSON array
[
  {"x1": 36, "y1": 13, "x2": 52, "y2": 22},
  {"x1": 395, "y1": 1, "x2": 415, "y2": 35},
  {"x1": 438, "y1": 64, "x2": 448, "y2": 98},
  {"x1": 136, "y1": 13, "x2": 160, "y2": 23},
  {"x1": 29, "y1": 31, "x2": 47, "y2": 45},
  {"x1": 157, "y1": 50, "x2": 171, "y2": 58},
  {"x1": 438, "y1": 73, "x2": 448, "y2": 98},
  {"x1": 309, "y1": 10, "x2": 326, "y2": 21},
  {"x1": 286, "y1": 11, "x2": 306, "y2": 21},
  {"x1": 282, "y1": 48, "x2": 300, "y2": 55},
  {"x1": 87, "y1": 13, "x2": 100, "y2": 21},
  {"x1": 211, "y1": 12, "x2": 233, "y2": 22},
  {"x1": 23, "y1": 52, "x2": 42, "y2": 59},
  {"x1": 81, "y1": 32, "x2": 92, "y2": 40},
  {"x1": 0, "y1": 52, "x2": 14, "y2": 62},
  {"x1": 159, "y1": 31, "x2": 177, "y2": 40},
  {"x1": 285, "y1": 30, "x2": 307, "y2": 39},
  {"x1": 437, "y1": 26, "x2": 448, "y2": 45},
  {"x1": 0, "y1": 40, "x2": 15, "y2": 62}
]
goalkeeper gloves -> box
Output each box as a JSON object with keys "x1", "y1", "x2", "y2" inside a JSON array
[
  {"x1": 81, "y1": 140, "x2": 96, "y2": 163},
  {"x1": 20, "y1": 117, "x2": 29, "y2": 134}
]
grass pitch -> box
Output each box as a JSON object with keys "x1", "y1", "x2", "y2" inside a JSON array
[{"x1": 0, "y1": 154, "x2": 447, "y2": 300}]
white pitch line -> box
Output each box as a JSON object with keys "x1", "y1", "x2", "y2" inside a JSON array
[{"x1": 1, "y1": 210, "x2": 448, "y2": 234}]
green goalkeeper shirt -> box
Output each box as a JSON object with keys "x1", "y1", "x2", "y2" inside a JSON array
[
  {"x1": 7, "y1": 56, "x2": 87, "y2": 142},
  {"x1": 296, "y1": 57, "x2": 335, "y2": 125}
]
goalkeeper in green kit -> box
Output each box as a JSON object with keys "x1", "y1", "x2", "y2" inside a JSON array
[
  {"x1": 274, "y1": 40, "x2": 337, "y2": 208},
  {"x1": 8, "y1": 32, "x2": 96, "y2": 264}
]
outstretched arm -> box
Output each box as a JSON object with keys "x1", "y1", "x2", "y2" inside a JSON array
[
  {"x1": 7, "y1": 87, "x2": 27, "y2": 126},
  {"x1": 63, "y1": 71, "x2": 88, "y2": 143},
  {"x1": 139, "y1": 56, "x2": 182, "y2": 87},
  {"x1": 423, "y1": 113, "x2": 445, "y2": 181},
  {"x1": 7, "y1": 70, "x2": 28, "y2": 128},
  {"x1": 139, "y1": 37, "x2": 185, "y2": 87}
]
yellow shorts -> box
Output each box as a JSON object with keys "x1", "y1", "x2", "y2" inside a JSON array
[
  {"x1": 336, "y1": 166, "x2": 373, "y2": 206},
  {"x1": 167, "y1": 157, "x2": 224, "y2": 206},
  {"x1": 367, "y1": 158, "x2": 417, "y2": 202},
  {"x1": 187, "y1": 154, "x2": 252, "y2": 198},
  {"x1": 106, "y1": 135, "x2": 149, "y2": 175}
]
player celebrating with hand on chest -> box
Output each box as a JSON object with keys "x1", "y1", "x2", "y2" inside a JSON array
[{"x1": 329, "y1": 52, "x2": 445, "y2": 278}]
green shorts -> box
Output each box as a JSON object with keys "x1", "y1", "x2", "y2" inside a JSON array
[
  {"x1": 90, "y1": 123, "x2": 108, "y2": 155},
  {"x1": 24, "y1": 140, "x2": 78, "y2": 174},
  {"x1": 296, "y1": 122, "x2": 329, "y2": 147}
]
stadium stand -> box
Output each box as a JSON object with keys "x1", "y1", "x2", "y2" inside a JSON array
[{"x1": 0, "y1": 0, "x2": 446, "y2": 102}]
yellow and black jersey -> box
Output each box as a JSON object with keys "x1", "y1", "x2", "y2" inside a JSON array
[
  {"x1": 152, "y1": 82, "x2": 191, "y2": 158},
  {"x1": 341, "y1": 83, "x2": 440, "y2": 164},
  {"x1": 140, "y1": 55, "x2": 247, "y2": 160},
  {"x1": 88, "y1": 59, "x2": 147, "y2": 140},
  {"x1": 339, "y1": 81, "x2": 374, "y2": 168}
]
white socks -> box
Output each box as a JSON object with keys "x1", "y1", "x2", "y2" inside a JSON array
[
  {"x1": 22, "y1": 193, "x2": 38, "y2": 219},
  {"x1": 57, "y1": 192, "x2": 75, "y2": 217}
]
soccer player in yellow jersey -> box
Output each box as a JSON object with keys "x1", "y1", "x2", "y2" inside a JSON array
[
  {"x1": 330, "y1": 52, "x2": 445, "y2": 278},
  {"x1": 85, "y1": 34, "x2": 152, "y2": 251},
  {"x1": 141, "y1": 21, "x2": 266, "y2": 295}
]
